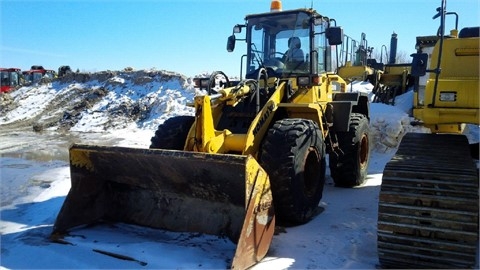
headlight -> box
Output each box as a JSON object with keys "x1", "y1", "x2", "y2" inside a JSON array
[
  {"x1": 297, "y1": 76, "x2": 310, "y2": 86},
  {"x1": 194, "y1": 78, "x2": 210, "y2": 90}
]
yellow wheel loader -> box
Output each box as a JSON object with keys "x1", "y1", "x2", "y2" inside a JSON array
[
  {"x1": 370, "y1": 33, "x2": 415, "y2": 105},
  {"x1": 377, "y1": 0, "x2": 479, "y2": 268},
  {"x1": 337, "y1": 32, "x2": 377, "y2": 84},
  {"x1": 51, "y1": 1, "x2": 371, "y2": 269}
]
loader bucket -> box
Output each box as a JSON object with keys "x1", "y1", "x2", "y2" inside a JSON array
[{"x1": 51, "y1": 144, "x2": 275, "y2": 269}]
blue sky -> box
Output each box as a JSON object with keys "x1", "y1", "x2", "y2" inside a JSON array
[{"x1": 1, "y1": 0, "x2": 479, "y2": 77}]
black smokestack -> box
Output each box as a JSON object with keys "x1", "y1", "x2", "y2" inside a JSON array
[{"x1": 389, "y1": 32, "x2": 398, "y2": 64}]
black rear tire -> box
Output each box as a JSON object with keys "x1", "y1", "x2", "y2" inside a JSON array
[
  {"x1": 329, "y1": 113, "x2": 370, "y2": 187},
  {"x1": 150, "y1": 116, "x2": 194, "y2": 149},
  {"x1": 260, "y1": 118, "x2": 326, "y2": 224}
]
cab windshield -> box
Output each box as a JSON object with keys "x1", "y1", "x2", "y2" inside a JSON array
[
  {"x1": 32, "y1": 72, "x2": 43, "y2": 84},
  {"x1": 0, "y1": 71, "x2": 9, "y2": 86},
  {"x1": 246, "y1": 11, "x2": 312, "y2": 77},
  {"x1": 10, "y1": 72, "x2": 19, "y2": 86},
  {"x1": 1, "y1": 70, "x2": 19, "y2": 87}
]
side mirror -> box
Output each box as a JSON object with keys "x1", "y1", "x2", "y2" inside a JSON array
[
  {"x1": 410, "y1": 53, "x2": 428, "y2": 77},
  {"x1": 326, "y1": 27, "x2": 343, "y2": 46},
  {"x1": 227, "y1": 35, "x2": 236, "y2": 52}
]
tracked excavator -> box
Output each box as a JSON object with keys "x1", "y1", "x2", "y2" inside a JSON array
[
  {"x1": 377, "y1": 0, "x2": 479, "y2": 268},
  {"x1": 51, "y1": 1, "x2": 371, "y2": 269}
]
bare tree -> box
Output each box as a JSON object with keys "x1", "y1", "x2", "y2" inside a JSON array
[
  {"x1": 371, "y1": 49, "x2": 410, "y2": 64},
  {"x1": 394, "y1": 50, "x2": 410, "y2": 64}
]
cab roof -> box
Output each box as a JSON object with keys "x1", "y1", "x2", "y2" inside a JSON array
[{"x1": 245, "y1": 8, "x2": 323, "y2": 21}]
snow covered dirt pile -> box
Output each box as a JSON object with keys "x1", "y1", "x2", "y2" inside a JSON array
[
  {"x1": 348, "y1": 81, "x2": 430, "y2": 152},
  {"x1": 1, "y1": 76, "x2": 425, "y2": 150},
  {"x1": 0, "y1": 69, "x2": 196, "y2": 133}
]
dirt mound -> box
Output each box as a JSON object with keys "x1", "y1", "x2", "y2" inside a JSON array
[{"x1": 0, "y1": 69, "x2": 195, "y2": 133}]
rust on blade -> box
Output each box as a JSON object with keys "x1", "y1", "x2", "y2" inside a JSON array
[{"x1": 231, "y1": 156, "x2": 275, "y2": 269}]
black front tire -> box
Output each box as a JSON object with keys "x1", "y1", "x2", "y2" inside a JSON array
[
  {"x1": 260, "y1": 118, "x2": 326, "y2": 224},
  {"x1": 329, "y1": 113, "x2": 370, "y2": 187},
  {"x1": 150, "y1": 116, "x2": 195, "y2": 149}
]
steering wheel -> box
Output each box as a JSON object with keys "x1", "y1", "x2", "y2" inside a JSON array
[
  {"x1": 265, "y1": 52, "x2": 286, "y2": 69},
  {"x1": 270, "y1": 51, "x2": 285, "y2": 60},
  {"x1": 270, "y1": 52, "x2": 285, "y2": 58}
]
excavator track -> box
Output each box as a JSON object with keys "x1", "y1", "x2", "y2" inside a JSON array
[{"x1": 378, "y1": 133, "x2": 479, "y2": 269}]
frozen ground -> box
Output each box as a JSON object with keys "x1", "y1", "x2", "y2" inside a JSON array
[{"x1": 0, "y1": 70, "x2": 478, "y2": 269}]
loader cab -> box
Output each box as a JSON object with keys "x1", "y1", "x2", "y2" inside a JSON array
[
  {"x1": 22, "y1": 69, "x2": 53, "y2": 85},
  {"x1": 228, "y1": 9, "x2": 342, "y2": 80},
  {"x1": 23, "y1": 70, "x2": 44, "y2": 84}
]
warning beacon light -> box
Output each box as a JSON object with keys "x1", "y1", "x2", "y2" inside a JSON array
[{"x1": 270, "y1": 0, "x2": 282, "y2": 12}]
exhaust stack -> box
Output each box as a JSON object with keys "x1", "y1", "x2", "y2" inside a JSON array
[{"x1": 389, "y1": 32, "x2": 398, "y2": 64}]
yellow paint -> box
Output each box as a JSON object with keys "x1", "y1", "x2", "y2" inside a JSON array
[
  {"x1": 69, "y1": 148, "x2": 94, "y2": 172},
  {"x1": 414, "y1": 33, "x2": 479, "y2": 128}
]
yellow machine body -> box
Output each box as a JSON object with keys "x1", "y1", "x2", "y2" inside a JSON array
[
  {"x1": 187, "y1": 74, "x2": 346, "y2": 156},
  {"x1": 337, "y1": 61, "x2": 375, "y2": 84},
  {"x1": 414, "y1": 32, "x2": 479, "y2": 132}
]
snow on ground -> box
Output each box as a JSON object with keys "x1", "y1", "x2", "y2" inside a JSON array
[{"x1": 0, "y1": 73, "x2": 477, "y2": 269}]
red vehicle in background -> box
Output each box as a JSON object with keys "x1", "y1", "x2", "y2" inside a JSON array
[
  {"x1": 22, "y1": 66, "x2": 56, "y2": 85},
  {"x1": 0, "y1": 68, "x2": 21, "y2": 93}
]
